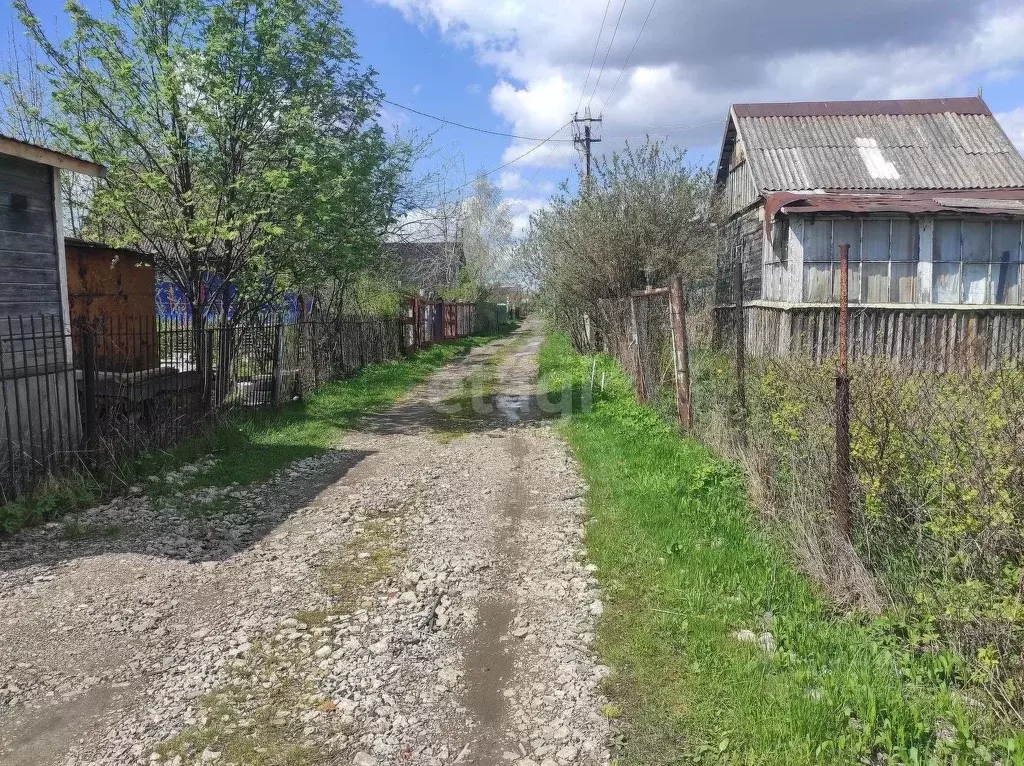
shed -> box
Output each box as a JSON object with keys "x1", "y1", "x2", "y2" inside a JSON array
[
  {"x1": 714, "y1": 96, "x2": 1024, "y2": 368},
  {"x1": 66, "y1": 238, "x2": 157, "y2": 372},
  {"x1": 0, "y1": 135, "x2": 105, "y2": 495}
]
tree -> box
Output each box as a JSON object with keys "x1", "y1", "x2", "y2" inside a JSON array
[
  {"x1": 524, "y1": 139, "x2": 719, "y2": 349},
  {"x1": 0, "y1": 32, "x2": 93, "y2": 236},
  {"x1": 449, "y1": 176, "x2": 512, "y2": 300},
  {"x1": 16, "y1": 0, "x2": 388, "y2": 331}
]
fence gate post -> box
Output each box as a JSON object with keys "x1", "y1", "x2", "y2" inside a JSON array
[
  {"x1": 272, "y1": 318, "x2": 286, "y2": 406},
  {"x1": 668, "y1": 276, "x2": 692, "y2": 430},
  {"x1": 834, "y1": 243, "x2": 853, "y2": 540},
  {"x1": 82, "y1": 329, "x2": 97, "y2": 458}
]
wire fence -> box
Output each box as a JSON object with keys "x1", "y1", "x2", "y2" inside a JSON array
[
  {"x1": 585, "y1": 264, "x2": 1024, "y2": 719},
  {"x1": 0, "y1": 298, "x2": 502, "y2": 503}
]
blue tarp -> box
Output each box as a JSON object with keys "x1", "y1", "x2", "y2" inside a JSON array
[{"x1": 156, "y1": 279, "x2": 310, "y2": 323}]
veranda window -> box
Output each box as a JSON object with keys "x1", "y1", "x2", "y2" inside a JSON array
[
  {"x1": 801, "y1": 217, "x2": 917, "y2": 303},
  {"x1": 764, "y1": 218, "x2": 788, "y2": 300},
  {"x1": 933, "y1": 220, "x2": 1023, "y2": 305}
]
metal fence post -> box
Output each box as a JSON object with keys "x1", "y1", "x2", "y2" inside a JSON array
[
  {"x1": 628, "y1": 296, "x2": 646, "y2": 402},
  {"x1": 203, "y1": 328, "x2": 215, "y2": 412},
  {"x1": 82, "y1": 329, "x2": 97, "y2": 458},
  {"x1": 668, "y1": 275, "x2": 692, "y2": 430},
  {"x1": 735, "y1": 258, "x2": 747, "y2": 416},
  {"x1": 835, "y1": 242, "x2": 853, "y2": 540},
  {"x1": 272, "y1": 318, "x2": 286, "y2": 406}
]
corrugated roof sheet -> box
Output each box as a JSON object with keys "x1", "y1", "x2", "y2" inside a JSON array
[{"x1": 730, "y1": 99, "x2": 1024, "y2": 192}]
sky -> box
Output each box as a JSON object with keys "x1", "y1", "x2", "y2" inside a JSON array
[
  {"x1": 346, "y1": 0, "x2": 1024, "y2": 234},
  {"x1": 5, "y1": 0, "x2": 1024, "y2": 235}
]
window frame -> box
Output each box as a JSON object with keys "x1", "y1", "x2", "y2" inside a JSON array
[
  {"x1": 800, "y1": 216, "x2": 919, "y2": 304},
  {"x1": 932, "y1": 219, "x2": 1024, "y2": 306}
]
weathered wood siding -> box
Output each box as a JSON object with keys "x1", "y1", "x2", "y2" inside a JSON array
[
  {"x1": 716, "y1": 303, "x2": 1024, "y2": 371},
  {"x1": 0, "y1": 157, "x2": 79, "y2": 494},
  {"x1": 716, "y1": 204, "x2": 764, "y2": 304},
  {"x1": 723, "y1": 156, "x2": 758, "y2": 216},
  {"x1": 0, "y1": 155, "x2": 62, "y2": 317}
]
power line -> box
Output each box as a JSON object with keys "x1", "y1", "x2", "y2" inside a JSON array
[
  {"x1": 605, "y1": 118, "x2": 721, "y2": 139},
  {"x1": 576, "y1": 0, "x2": 613, "y2": 114},
  {"x1": 587, "y1": 0, "x2": 628, "y2": 109},
  {"x1": 381, "y1": 98, "x2": 575, "y2": 142},
  {"x1": 599, "y1": 0, "x2": 658, "y2": 113},
  {"x1": 451, "y1": 121, "x2": 573, "y2": 194}
]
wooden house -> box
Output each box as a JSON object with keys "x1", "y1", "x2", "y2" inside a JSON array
[
  {"x1": 0, "y1": 135, "x2": 105, "y2": 493},
  {"x1": 715, "y1": 96, "x2": 1024, "y2": 368}
]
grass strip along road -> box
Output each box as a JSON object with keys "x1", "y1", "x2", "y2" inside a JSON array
[
  {"x1": 538, "y1": 331, "x2": 1021, "y2": 766},
  {"x1": 1, "y1": 332, "x2": 508, "y2": 534}
]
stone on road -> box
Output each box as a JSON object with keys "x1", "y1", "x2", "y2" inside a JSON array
[{"x1": 0, "y1": 318, "x2": 610, "y2": 765}]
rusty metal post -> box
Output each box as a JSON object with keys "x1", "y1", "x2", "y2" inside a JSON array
[
  {"x1": 628, "y1": 296, "x2": 646, "y2": 402},
  {"x1": 735, "y1": 259, "x2": 747, "y2": 416},
  {"x1": 272, "y1": 318, "x2": 286, "y2": 406},
  {"x1": 203, "y1": 328, "x2": 215, "y2": 412},
  {"x1": 668, "y1": 275, "x2": 692, "y2": 430},
  {"x1": 81, "y1": 329, "x2": 97, "y2": 458},
  {"x1": 835, "y1": 243, "x2": 852, "y2": 540}
]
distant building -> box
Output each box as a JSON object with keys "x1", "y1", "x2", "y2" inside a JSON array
[{"x1": 715, "y1": 96, "x2": 1024, "y2": 367}]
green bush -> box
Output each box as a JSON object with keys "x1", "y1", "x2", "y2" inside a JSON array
[{"x1": 730, "y1": 355, "x2": 1024, "y2": 723}]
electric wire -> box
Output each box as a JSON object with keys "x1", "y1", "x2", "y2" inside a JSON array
[
  {"x1": 599, "y1": 0, "x2": 658, "y2": 113},
  {"x1": 576, "y1": 0, "x2": 613, "y2": 114},
  {"x1": 450, "y1": 121, "x2": 573, "y2": 195},
  {"x1": 586, "y1": 0, "x2": 628, "y2": 109},
  {"x1": 382, "y1": 98, "x2": 574, "y2": 142}
]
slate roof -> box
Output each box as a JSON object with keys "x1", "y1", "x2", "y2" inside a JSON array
[{"x1": 718, "y1": 97, "x2": 1024, "y2": 192}]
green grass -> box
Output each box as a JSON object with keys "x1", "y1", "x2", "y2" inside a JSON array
[
  {"x1": 0, "y1": 332, "x2": 507, "y2": 534},
  {"x1": 538, "y1": 331, "x2": 1022, "y2": 766}
]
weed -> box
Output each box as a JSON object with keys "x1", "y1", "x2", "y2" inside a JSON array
[{"x1": 539, "y1": 331, "x2": 1023, "y2": 765}]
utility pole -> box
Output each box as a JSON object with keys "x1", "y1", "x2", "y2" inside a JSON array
[{"x1": 572, "y1": 111, "x2": 602, "y2": 179}]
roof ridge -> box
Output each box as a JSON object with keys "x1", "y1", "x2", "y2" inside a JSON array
[{"x1": 732, "y1": 97, "x2": 991, "y2": 119}]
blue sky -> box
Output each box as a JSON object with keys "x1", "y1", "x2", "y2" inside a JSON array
[{"x1": 6, "y1": 0, "x2": 1024, "y2": 234}]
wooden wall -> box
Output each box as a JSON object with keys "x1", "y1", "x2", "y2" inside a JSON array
[
  {"x1": 716, "y1": 204, "x2": 764, "y2": 304},
  {"x1": 715, "y1": 302, "x2": 1024, "y2": 371},
  {"x1": 0, "y1": 155, "x2": 79, "y2": 495}
]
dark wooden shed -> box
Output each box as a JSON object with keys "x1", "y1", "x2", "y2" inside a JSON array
[{"x1": 0, "y1": 135, "x2": 105, "y2": 495}]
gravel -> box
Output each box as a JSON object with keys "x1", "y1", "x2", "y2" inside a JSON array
[{"x1": 0, "y1": 320, "x2": 610, "y2": 766}]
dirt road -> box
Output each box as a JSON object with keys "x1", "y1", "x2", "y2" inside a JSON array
[{"x1": 0, "y1": 319, "x2": 610, "y2": 766}]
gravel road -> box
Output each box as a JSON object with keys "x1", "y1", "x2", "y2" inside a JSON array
[{"x1": 0, "y1": 319, "x2": 611, "y2": 766}]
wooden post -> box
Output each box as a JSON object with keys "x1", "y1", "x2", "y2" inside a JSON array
[
  {"x1": 272, "y1": 318, "x2": 286, "y2": 406},
  {"x1": 835, "y1": 243, "x2": 852, "y2": 540},
  {"x1": 668, "y1": 275, "x2": 692, "y2": 430},
  {"x1": 81, "y1": 329, "x2": 97, "y2": 458}
]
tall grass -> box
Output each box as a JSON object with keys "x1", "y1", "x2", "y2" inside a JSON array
[{"x1": 539, "y1": 331, "x2": 1022, "y2": 765}]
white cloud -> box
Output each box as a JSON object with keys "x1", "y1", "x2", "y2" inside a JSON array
[
  {"x1": 997, "y1": 106, "x2": 1024, "y2": 153},
  {"x1": 505, "y1": 196, "x2": 550, "y2": 237},
  {"x1": 376, "y1": 0, "x2": 1024, "y2": 169},
  {"x1": 498, "y1": 171, "x2": 525, "y2": 192}
]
